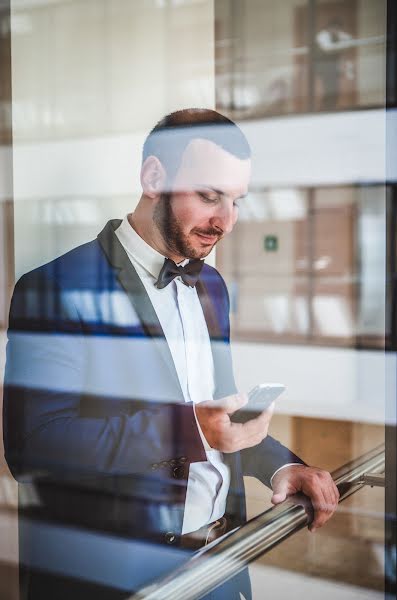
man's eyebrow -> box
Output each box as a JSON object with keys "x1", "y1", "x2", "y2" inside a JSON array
[
  {"x1": 195, "y1": 185, "x2": 247, "y2": 200},
  {"x1": 236, "y1": 192, "x2": 248, "y2": 200}
]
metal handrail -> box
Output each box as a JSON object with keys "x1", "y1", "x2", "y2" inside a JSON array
[{"x1": 131, "y1": 444, "x2": 385, "y2": 600}]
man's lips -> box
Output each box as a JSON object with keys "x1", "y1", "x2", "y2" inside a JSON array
[{"x1": 195, "y1": 232, "x2": 220, "y2": 244}]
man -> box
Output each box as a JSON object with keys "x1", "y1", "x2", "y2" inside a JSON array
[
  {"x1": 3, "y1": 109, "x2": 339, "y2": 599},
  {"x1": 315, "y1": 18, "x2": 353, "y2": 111}
]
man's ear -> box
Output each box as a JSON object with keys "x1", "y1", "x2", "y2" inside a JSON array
[{"x1": 140, "y1": 156, "x2": 167, "y2": 198}]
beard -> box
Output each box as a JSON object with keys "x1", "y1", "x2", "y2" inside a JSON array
[{"x1": 153, "y1": 193, "x2": 222, "y2": 260}]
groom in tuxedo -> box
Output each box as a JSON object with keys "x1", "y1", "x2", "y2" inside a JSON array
[{"x1": 3, "y1": 108, "x2": 339, "y2": 599}]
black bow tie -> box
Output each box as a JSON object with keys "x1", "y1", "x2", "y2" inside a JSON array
[{"x1": 156, "y1": 258, "x2": 204, "y2": 289}]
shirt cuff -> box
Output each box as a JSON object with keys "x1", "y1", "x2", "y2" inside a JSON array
[
  {"x1": 193, "y1": 404, "x2": 212, "y2": 451},
  {"x1": 270, "y1": 463, "x2": 302, "y2": 488}
]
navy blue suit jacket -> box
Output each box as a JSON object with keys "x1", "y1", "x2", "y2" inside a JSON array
[{"x1": 3, "y1": 219, "x2": 302, "y2": 594}]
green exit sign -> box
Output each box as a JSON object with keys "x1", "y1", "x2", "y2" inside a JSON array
[{"x1": 264, "y1": 235, "x2": 278, "y2": 252}]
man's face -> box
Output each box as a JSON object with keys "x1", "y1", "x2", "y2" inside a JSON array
[{"x1": 153, "y1": 139, "x2": 251, "y2": 261}]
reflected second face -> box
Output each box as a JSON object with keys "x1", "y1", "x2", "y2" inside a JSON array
[{"x1": 154, "y1": 138, "x2": 251, "y2": 261}]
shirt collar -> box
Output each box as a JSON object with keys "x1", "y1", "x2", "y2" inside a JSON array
[{"x1": 116, "y1": 214, "x2": 189, "y2": 280}]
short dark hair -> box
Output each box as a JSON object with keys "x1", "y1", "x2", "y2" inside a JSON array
[{"x1": 142, "y1": 108, "x2": 251, "y2": 182}]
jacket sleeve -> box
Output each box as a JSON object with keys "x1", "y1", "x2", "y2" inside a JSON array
[
  {"x1": 241, "y1": 436, "x2": 305, "y2": 488},
  {"x1": 3, "y1": 272, "x2": 206, "y2": 485}
]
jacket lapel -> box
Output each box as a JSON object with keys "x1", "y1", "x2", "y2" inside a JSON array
[{"x1": 97, "y1": 220, "x2": 183, "y2": 400}]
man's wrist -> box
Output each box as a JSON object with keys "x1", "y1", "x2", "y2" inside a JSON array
[{"x1": 270, "y1": 463, "x2": 303, "y2": 488}]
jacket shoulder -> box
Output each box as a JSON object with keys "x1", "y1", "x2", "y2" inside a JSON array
[
  {"x1": 9, "y1": 239, "x2": 112, "y2": 331},
  {"x1": 15, "y1": 238, "x2": 109, "y2": 292}
]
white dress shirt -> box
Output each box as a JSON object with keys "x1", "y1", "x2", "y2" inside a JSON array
[{"x1": 115, "y1": 215, "x2": 230, "y2": 534}]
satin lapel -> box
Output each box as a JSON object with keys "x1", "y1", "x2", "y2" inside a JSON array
[
  {"x1": 196, "y1": 278, "x2": 237, "y2": 400},
  {"x1": 97, "y1": 220, "x2": 183, "y2": 399}
]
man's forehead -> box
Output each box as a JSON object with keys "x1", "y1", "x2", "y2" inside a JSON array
[{"x1": 173, "y1": 138, "x2": 251, "y2": 194}]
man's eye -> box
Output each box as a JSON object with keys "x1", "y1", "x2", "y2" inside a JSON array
[{"x1": 198, "y1": 192, "x2": 218, "y2": 203}]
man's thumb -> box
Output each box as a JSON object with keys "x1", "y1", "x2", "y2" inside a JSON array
[
  {"x1": 271, "y1": 491, "x2": 287, "y2": 505},
  {"x1": 223, "y1": 393, "x2": 248, "y2": 415},
  {"x1": 271, "y1": 479, "x2": 289, "y2": 505}
]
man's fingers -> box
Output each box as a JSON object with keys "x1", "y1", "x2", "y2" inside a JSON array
[
  {"x1": 265, "y1": 466, "x2": 339, "y2": 533},
  {"x1": 196, "y1": 393, "x2": 275, "y2": 453},
  {"x1": 223, "y1": 393, "x2": 249, "y2": 414},
  {"x1": 332, "y1": 481, "x2": 340, "y2": 505},
  {"x1": 229, "y1": 407, "x2": 274, "y2": 450},
  {"x1": 221, "y1": 425, "x2": 267, "y2": 452},
  {"x1": 305, "y1": 474, "x2": 339, "y2": 531},
  {"x1": 236, "y1": 403, "x2": 274, "y2": 435},
  {"x1": 305, "y1": 487, "x2": 327, "y2": 531},
  {"x1": 323, "y1": 481, "x2": 339, "y2": 513}
]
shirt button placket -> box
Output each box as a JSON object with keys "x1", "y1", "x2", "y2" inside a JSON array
[
  {"x1": 181, "y1": 288, "x2": 195, "y2": 403},
  {"x1": 177, "y1": 282, "x2": 192, "y2": 402}
]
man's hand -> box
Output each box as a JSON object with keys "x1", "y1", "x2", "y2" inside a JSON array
[
  {"x1": 271, "y1": 465, "x2": 340, "y2": 532},
  {"x1": 195, "y1": 393, "x2": 274, "y2": 453}
]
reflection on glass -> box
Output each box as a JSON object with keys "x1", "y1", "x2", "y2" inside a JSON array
[
  {"x1": 217, "y1": 185, "x2": 385, "y2": 348},
  {"x1": 215, "y1": 0, "x2": 386, "y2": 119},
  {"x1": 0, "y1": 1, "x2": 391, "y2": 599}
]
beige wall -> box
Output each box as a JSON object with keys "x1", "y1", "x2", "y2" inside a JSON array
[
  {"x1": 357, "y1": 0, "x2": 386, "y2": 105},
  {"x1": 11, "y1": 0, "x2": 215, "y2": 276},
  {"x1": 11, "y1": 0, "x2": 215, "y2": 141}
]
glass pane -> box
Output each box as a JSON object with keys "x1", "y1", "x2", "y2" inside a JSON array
[
  {"x1": 215, "y1": 0, "x2": 310, "y2": 119},
  {"x1": 314, "y1": 0, "x2": 386, "y2": 111},
  {"x1": 215, "y1": 0, "x2": 387, "y2": 119},
  {"x1": 0, "y1": 1, "x2": 393, "y2": 599}
]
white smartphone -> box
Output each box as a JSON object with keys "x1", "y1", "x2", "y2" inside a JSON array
[
  {"x1": 232, "y1": 383, "x2": 285, "y2": 423},
  {"x1": 247, "y1": 383, "x2": 286, "y2": 409}
]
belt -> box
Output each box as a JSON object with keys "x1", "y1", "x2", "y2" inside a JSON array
[{"x1": 180, "y1": 516, "x2": 229, "y2": 551}]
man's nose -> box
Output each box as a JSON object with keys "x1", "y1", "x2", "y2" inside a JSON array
[{"x1": 210, "y1": 202, "x2": 236, "y2": 235}]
